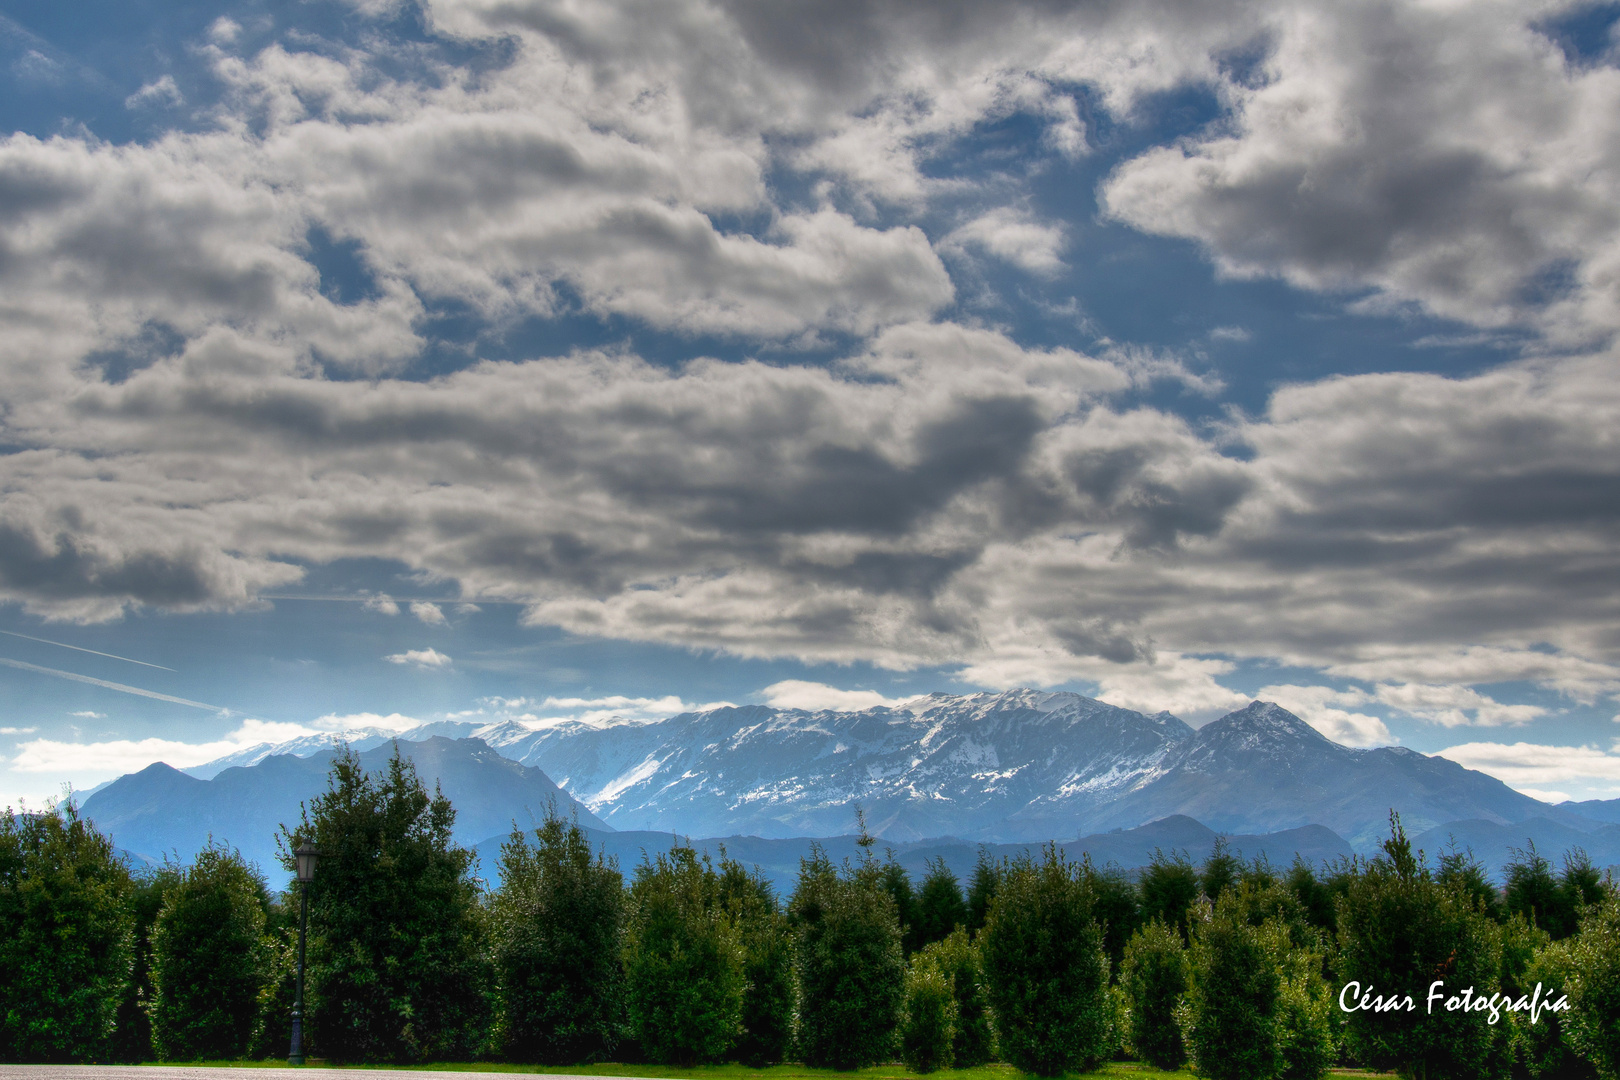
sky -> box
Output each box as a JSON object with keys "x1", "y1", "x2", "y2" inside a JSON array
[{"x1": 2, "y1": 0, "x2": 1620, "y2": 809}]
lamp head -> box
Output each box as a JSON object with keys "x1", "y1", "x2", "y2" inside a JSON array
[{"x1": 293, "y1": 838, "x2": 320, "y2": 884}]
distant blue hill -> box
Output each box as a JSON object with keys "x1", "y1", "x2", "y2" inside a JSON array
[
  {"x1": 473, "y1": 814, "x2": 1356, "y2": 896},
  {"x1": 80, "y1": 736, "x2": 608, "y2": 876},
  {"x1": 1411, "y1": 817, "x2": 1620, "y2": 882}
]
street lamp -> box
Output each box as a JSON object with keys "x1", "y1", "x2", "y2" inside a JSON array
[{"x1": 289, "y1": 838, "x2": 321, "y2": 1066}]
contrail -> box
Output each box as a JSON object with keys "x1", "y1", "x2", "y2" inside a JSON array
[
  {"x1": 0, "y1": 657, "x2": 222, "y2": 712},
  {"x1": 0, "y1": 630, "x2": 177, "y2": 671}
]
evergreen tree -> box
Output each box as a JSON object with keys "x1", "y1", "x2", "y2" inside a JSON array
[
  {"x1": 881, "y1": 854, "x2": 920, "y2": 956},
  {"x1": 789, "y1": 844, "x2": 906, "y2": 1069},
  {"x1": 965, "y1": 848, "x2": 1001, "y2": 934},
  {"x1": 1120, "y1": 919, "x2": 1188, "y2": 1070},
  {"x1": 109, "y1": 864, "x2": 179, "y2": 1062},
  {"x1": 1335, "y1": 817, "x2": 1503, "y2": 1080},
  {"x1": 1140, "y1": 847, "x2": 1200, "y2": 938},
  {"x1": 0, "y1": 800, "x2": 134, "y2": 1063},
  {"x1": 921, "y1": 927, "x2": 994, "y2": 1066},
  {"x1": 1560, "y1": 849, "x2": 1606, "y2": 918},
  {"x1": 980, "y1": 846, "x2": 1111, "y2": 1076},
  {"x1": 1282, "y1": 857, "x2": 1337, "y2": 935},
  {"x1": 624, "y1": 844, "x2": 744, "y2": 1065},
  {"x1": 490, "y1": 807, "x2": 625, "y2": 1064},
  {"x1": 149, "y1": 844, "x2": 272, "y2": 1060},
  {"x1": 1505, "y1": 843, "x2": 1572, "y2": 939},
  {"x1": 714, "y1": 855, "x2": 793, "y2": 1067},
  {"x1": 1084, "y1": 857, "x2": 1143, "y2": 978},
  {"x1": 898, "y1": 951, "x2": 957, "y2": 1073},
  {"x1": 289, "y1": 745, "x2": 490, "y2": 1063},
  {"x1": 913, "y1": 857, "x2": 968, "y2": 951},
  {"x1": 1437, "y1": 842, "x2": 1502, "y2": 922},
  {"x1": 1200, "y1": 836, "x2": 1242, "y2": 904}
]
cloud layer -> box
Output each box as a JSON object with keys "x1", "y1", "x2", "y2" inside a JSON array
[{"x1": 1, "y1": 0, "x2": 1618, "y2": 730}]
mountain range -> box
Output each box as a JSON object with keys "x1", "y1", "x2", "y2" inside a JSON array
[{"x1": 78, "y1": 690, "x2": 1618, "y2": 875}]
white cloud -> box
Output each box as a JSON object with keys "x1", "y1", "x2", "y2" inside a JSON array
[
  {"x1": 1254, "y1": 684, "x2": 1394, "y2": 747},
  {"x1": 0, "y1": 727, "x2": 39, "y2": 735},
  {"x1": 124, "y1": 75, "x2": 183, "y2": 110},
  {"x1": 760, "y1": 680, "x2": 915, "y2": 713},
  {"x1": 383, "y1": 647, "x2": 453, "y2": 669},
  {"x1": 1375, "y1": 682, "x2": 1546, "y2": 728},
  {"x1": 9, "y1": 717, "x2": 316, "y2": 777},
  {"x1": 1435, "y1": 740, "x2": 1620, "y2": 801},
  {"x1": 363, "y1": 595, "x2": 401, "y2": 616},
  {"x1": 310, "y1": 711, "x2": 423, "y2": 732},
  {"x1": 69, "y1": 711, "x2": 104, "y2": 719},
  {"x1": 943, "y1": 208, "x2": 1067, "y2": 275},
  {"x1": 410, "y1": 601, "x2": 447, "y2": 625},
  {"x1": 1101, "y1": 0, "x2": 1620, "y2": 346}
]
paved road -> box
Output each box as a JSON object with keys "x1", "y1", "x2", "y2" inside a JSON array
[{"x1": 0, "y1": 1069, "x2": 638, "y2": 1080}]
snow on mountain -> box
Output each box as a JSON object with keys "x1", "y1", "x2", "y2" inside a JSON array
[{"x1": 178, "y1": 691, "x2": 1588, "y2": 846}]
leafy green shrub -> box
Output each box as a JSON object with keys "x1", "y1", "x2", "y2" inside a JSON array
[
  {"x1": 1562, "y1": 887, "x2": 1620, "y2": 1080},
  {"x1": 1085, "y1": 857, "x2": 1143, "y2": 977},
  {"x1": 714, "y1": 855, "x2": 793, "y2": 1067},
  {"x1": 1272, "y1": 925, "x2": 1336, "y2": 1080},
  {"x1": 899, "y1": 953, "x2": 957, "y2": 1072},
  {"x1": 980, "y1": 845, "x2": 1110, "y2": 1076},
  {"x1": 1511, "y1": 936, "x2": 1595, "y2": 1080},
  {"x1": 1334, "y1": 818, "x2": 1503, "y2": 1080},
  {"x1": 925, "y1": 927, "x2": 995, "y2": 1066},
  {"x1": 1178, "y1": 892, "x2": 1282, "y2": 1080},
  {"x1": 1120, "y1": 919, "x2": 1189, "y2": 1070},
  {"x1": 789, "y1": 845, "x2": 905, "y2": 1070},
  {"x1": 108, "y1": 864, "x2": 178, "y2": 1062},
  {"x1": 0, "y1": 801, "x2": 134, "y2": 1063},
  {"x1": 149, "y1": 844, "x2": 272, "y2": 1060},
  {"x1": 624, "y1": 845, "x2": 745, "y2": 1065},
  {"x1": 290, "y1": 745, "x2": 490, "y2": 1063},
  {"x1": 490, "y1": 807, "x2": 625, "y2": 1064}
]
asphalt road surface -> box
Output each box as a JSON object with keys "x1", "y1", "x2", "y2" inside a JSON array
[{"x1": 0, "y1": 1069, "x2": 636, "y2": 1080}]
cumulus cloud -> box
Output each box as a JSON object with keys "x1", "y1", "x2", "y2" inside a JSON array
[
  {"x1": 124, "y1": 75, "x2": 184, "y2": 110},
  {"x1": 1102, "y1": 0, "x2": 1620, "y2": 346},
  {"x1": 1435, "y1": 739, "x2": 1620, "y2": 800},
  {"x1": 760, "y1": 680, "x2": 916, "y2": 713},
  {"x1": 363, "y1": 595, "x2": 401, "y2": 616},
  {"x1": 410, "y1": 601, "x2": 447, "y2": 625},
  {"x1": 384, "y1": 647, "x2": 453, "y2": 669}
]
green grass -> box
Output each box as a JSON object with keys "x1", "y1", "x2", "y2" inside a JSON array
[{"x1": 151, "y1": 1062, "x2": 1392, "y2": 1079}]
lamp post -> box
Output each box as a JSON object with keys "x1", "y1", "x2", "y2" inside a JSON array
[{"x1": 288, "y1": 838, "x2": 320, "y2": 1066}]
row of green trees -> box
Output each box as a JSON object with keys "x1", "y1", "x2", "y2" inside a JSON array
[{"x1": 3, "y1": 748, "x2": 1617, "y2": 1079}]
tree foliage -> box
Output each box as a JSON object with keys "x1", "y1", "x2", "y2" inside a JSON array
[
  {"x1": 1140, "y1": 848, "x2": 1200, "y2": 938},
  {"x1": 898, "y1": 951, "x2": 957, "y2": 1073},
  {"x1": 1178, "y1": 890, "x2": 1282, "y2": 1080},
  {"x1": 1335, "y1": 818, "x2": 1502, "y2": 1080},
  {"x1": 290, "y1": 745, "x2": 489, "y2": 1063},
  {"x1": 490, "y1": 807, "x2": 625, "y2": 1064},
  {"x1": 1121, "y1": 919, "x2": 1189, "y2": 1070},
  {"x1": 913, "y1": 858, "x2": 967, "y2": 952},
  {"x1": 714, "y1": 854, "x2": 793, "y2": 1067},
  {"x1": 149, "y1": 844, "x2": 272, "y2": 1060},
  {"x1": 0, "y1": 801, "x2": 133, "y2": 1063},
  {"x1": 789, "y1": 845, "x2": 906, "y2": 1070},
  {"x1": 1561, "y1": 886, "x2": 1620, "y2": 1080},
  {"x1": 980, "y1": 846, "x2": 1111, "y2": 1076},
  {"x1": 624, "y1": 845, "x2": 744, "y2": 1065}
]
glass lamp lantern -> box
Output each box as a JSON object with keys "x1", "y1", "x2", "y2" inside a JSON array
[{"x1": 294, "y1": 840, "x2": 320, "y2": 883}]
